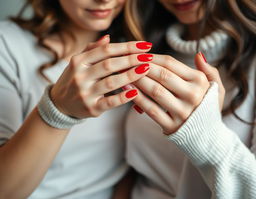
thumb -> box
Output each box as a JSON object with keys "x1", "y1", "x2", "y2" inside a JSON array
[
  {"x1": 194, "y1": 52, "x2": 225, "y2": 110},
  {"x1": 84, "y1": 34, "x2": 110, "y2": 51},
  {"x1": 194, "y1": 52, "x2": 216, "y2": 82}
]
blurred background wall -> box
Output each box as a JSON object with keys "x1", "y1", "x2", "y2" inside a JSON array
[{"x1": 0, "y1": 0, "x2": 31, "y2": 20}]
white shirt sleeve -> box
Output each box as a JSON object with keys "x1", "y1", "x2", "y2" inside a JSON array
[
  {"x1": 167, "y1": 82, "x2": 256, "y2": 199},
  {"x1": 0, "y1": 35, "x2": 23, "y2": 145}
]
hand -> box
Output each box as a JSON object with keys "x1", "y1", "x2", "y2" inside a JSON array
[
  {"x1": 194, "y1": 52, "x2": 225, "y2": 110},
  {"x1": 51, "y1": 37, "x2": 153, "y2": 119},
  {"x1": 132, "y1": 52, "x2": 224, "y2": 135}
]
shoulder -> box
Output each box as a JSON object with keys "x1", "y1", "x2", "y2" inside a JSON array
[
  {"x1": 0, "y1": 20, "x2": 37, "y2": 54},
  {"x1": 0, "y1": 20, "x2": 33, "y2": 39},
  {"x1": 0, "y1": 20, "x2": 40, "y2": 84}
]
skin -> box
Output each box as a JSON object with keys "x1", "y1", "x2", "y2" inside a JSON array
[
  {"x1": 158, "y1": 0, "x2": 213, "y2": 40},
  {"x1": 0, "y1": 0, "x2": 153, "y2": 198},
  {"x1": 45, "y1": 0, "x2": 126, "y2": 59},
  {"x1": 131, "y1": 0, "x2": 225, "y2": 134},
  {"x1": 114, "y1": 1, "x2": 225, "y2": 198}
]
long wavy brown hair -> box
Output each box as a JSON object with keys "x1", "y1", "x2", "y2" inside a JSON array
[
  {"x1": 11, "y1": 0, "x2": 127, "y2": 82},
  {"x1": 125, "y1": 0, "x2": 256, "y2": 124}
]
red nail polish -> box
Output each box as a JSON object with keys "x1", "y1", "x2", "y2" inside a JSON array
[
  {"x1": 125, "y1": 89, "x2": 138, "y2": 98},
  {"x1": 137, "y1": 54, "x2": 153, "y2": 62},
  {"x1": 200, "y1": 52, "x2": 207, "y2": 63},
  {"x1": 135, "y1": 64, "x2": 150, "y2": 74},
  {"x1": 133, "y1": 105, "x2": 144, "y2": 114},
  {"x1": 136, "y1": 42, "x2": 152, "y2": 50}
]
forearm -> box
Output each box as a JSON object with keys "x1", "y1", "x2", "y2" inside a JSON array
[
  {"x1": 0, "y1": 108, "x2": 69, "y2": 198},
  {"x1": 168, "y1": 84, "x2": 256, "y2": 198}
]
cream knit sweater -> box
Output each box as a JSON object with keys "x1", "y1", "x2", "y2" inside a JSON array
[{"x1": 126, "y1": 24, "x2": 256, "y2": 199}]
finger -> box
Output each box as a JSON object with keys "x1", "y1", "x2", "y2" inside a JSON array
[
  {"x1": 134, "y1": 76, "x2": 186, "y2": 119},
  {"x1": 151, "y1": 54, "x2": 198, "y2": 81},
  {"x1": 132, "y1": 89, "x2": 175, "y2": 132},
  {"x1": 96, "y1": 89, "x2": 138, "y2": 112},
  {"x1": 84, "y1": 35, "x2": 110, "y2": 51},
  {"x1": 147, "y1": 63, "x2": 191, "y2": 99},
  {"x1": 87, "y1": 53, "x2": 153, "y2": 80},
  {"x1": 76, "y1": 41, "x2": 153, "y2": 65},
  {"x1": 194, "y1": 52, "x2": 222, "y2": 83},
  {"x1": 93, "y1": 63, "x2": 150, "y2": 95},
  {"x1": 195, "y1": 52, "x2": 225, "y2": 109}
]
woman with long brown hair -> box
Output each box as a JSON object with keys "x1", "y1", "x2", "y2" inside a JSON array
[
  {"x1": 124, "y1": 0, "x2": 256, "y2": 198},
  {"x1": 0, "y1": 0, "x2": 154, "y2": 198}
]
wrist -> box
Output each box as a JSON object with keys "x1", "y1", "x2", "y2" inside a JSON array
[{"x1": 37, "y1": 85, "x2": 86, "y2": 129}]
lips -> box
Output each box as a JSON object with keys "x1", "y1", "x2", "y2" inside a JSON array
[
  {"x1": 86, "y1": 9, "x2": 112, "y2": 18},
  {"x1": 172, "y1": 0, "x2": 199, "y2": 11}
]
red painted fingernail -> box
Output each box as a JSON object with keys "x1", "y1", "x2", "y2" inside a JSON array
[
  {"x1": 125, "y1": 89, "x2": 138, "y2": 98},
  {"x1": 133, "y1": 105, "x2": 144, "y2": 114},
  {"x1": 200, "y1": 52, "x2": 207, "y2": 63},
  {"x1": 136, "y1": 42, "x2": 152, "y2": 50},
  {"x1": 137, "y1": 54, "x2": 153, "y2": 62},
  {"x1": 135, "y1": 64, "x2": 150, "y2": 74}
]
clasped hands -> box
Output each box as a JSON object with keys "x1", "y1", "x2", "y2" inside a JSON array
[{"x1": 50, "y1": 37, "x2": 225, "y2": 135}]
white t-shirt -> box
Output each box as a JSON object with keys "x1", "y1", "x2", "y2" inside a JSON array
[{"x1": 0, "y1": 20, "x2": 129, "y2": 199}]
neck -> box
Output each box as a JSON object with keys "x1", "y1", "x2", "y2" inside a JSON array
[
  {"x1": 183, "y1": 22, "x2": 214, "y2": 41},
  {"x1": 45, "y1": 23, "x2": 100, "y2": 61}
]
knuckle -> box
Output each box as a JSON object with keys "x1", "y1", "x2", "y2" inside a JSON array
[
  {"x1": 106, "y1": 97, "x2": 116, "y2": 108},
  {"x1": 126, "y1": 70, "x2": 136, "y2": 82},
  {"x1": 88, "y1": 108, "x2": 100, "y2": 117},
  {"x1": 102, "y1": 59, "x2": 112, "y2": 72},
  {"x1": 128, "y1": 54, "x2": 135, "y2": 67},
  {"x1": 178, "y1": 109, "x2": 190, "y2": 121},
  {"x1": 194, "y1": 71, "x2": 207, "y2": 84},
  {"x1": 126, "y1": 42, "x2": 133, "y2": 52},
  {"x1": 159, "y1": 68, "x2": 171, "y2": 83},
  {"x1": 187, "y1": 90, "x2": 203, "y2": 105},
  {"x1": 152, "y1": 84, "x2": 164, "y2": 99},
  {"x1": 147, "y1": 107, "x2": 159, "y2": 119},
  {"x1": 164, "y1": 55, "x2": 175, "y2": 63},
  {"x1": 69, "y1": 56, "x2": 80, "y2": 70},
  {"x1": 102, "y1": 44, "x2": 112, "y2": 55},
  {"x1": 104, "y1": 77, "x2": 115, "y2": 90}
]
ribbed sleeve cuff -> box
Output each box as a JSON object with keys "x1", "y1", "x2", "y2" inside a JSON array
[
  {"x1": 167, "y1": 82, "x2": 236, "y2": 166},
  {"x1": 38, "y1": 85, "x2": 86, "y2": 129}
]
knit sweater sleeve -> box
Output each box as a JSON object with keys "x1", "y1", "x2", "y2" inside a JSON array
[{"x1": 167, "y1": 82, "x2": 256, "y2": 199}]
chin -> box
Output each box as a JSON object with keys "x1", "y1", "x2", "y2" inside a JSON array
[
  {"x1": 83, "y1": 20, "x2": 112, "y2": 31},
  {"x1": 178, "y1": 17, "x2": 199, "y2": 24},
  {"x1": 176, "y1": 14, "x2": 202, "y2": 24}
]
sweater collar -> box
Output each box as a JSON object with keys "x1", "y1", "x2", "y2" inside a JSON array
[{"x1": 166, "y1": 24, "x2": 230, "y2": 64}]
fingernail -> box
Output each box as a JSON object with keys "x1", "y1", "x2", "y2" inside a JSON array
[
  {"x1": 136, "y1": 42, "x2": 152, "y2": 50},
  {"x1": 135, "y1": 64, "x2": 150, "y2": 74},
  {"x1": 125, "y1": 89, "x2": 138, "y2": 98},
  {"x1": 133, "y1": 105, "x2": 144, "y2": 114},
  {"x1": 137, "y1": 54, "x2": 153, "y2": 62},
  {"x1": 200, "y1": 52, "x2": 207, "y2": 63},
  {"x1": 98, "y1": 34, "x2": 109, "y2": 41},
  {"x1": 122, "y1": 84, "x2": 133, "y2": 91}
]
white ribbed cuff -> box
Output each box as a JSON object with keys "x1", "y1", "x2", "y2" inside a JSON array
[
  {"x1": 167, "y1": 82, "x2": 237, "y2": 166},
  {"x1": 38, "y1": 85, "x2": 85, "y2": 129}
]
